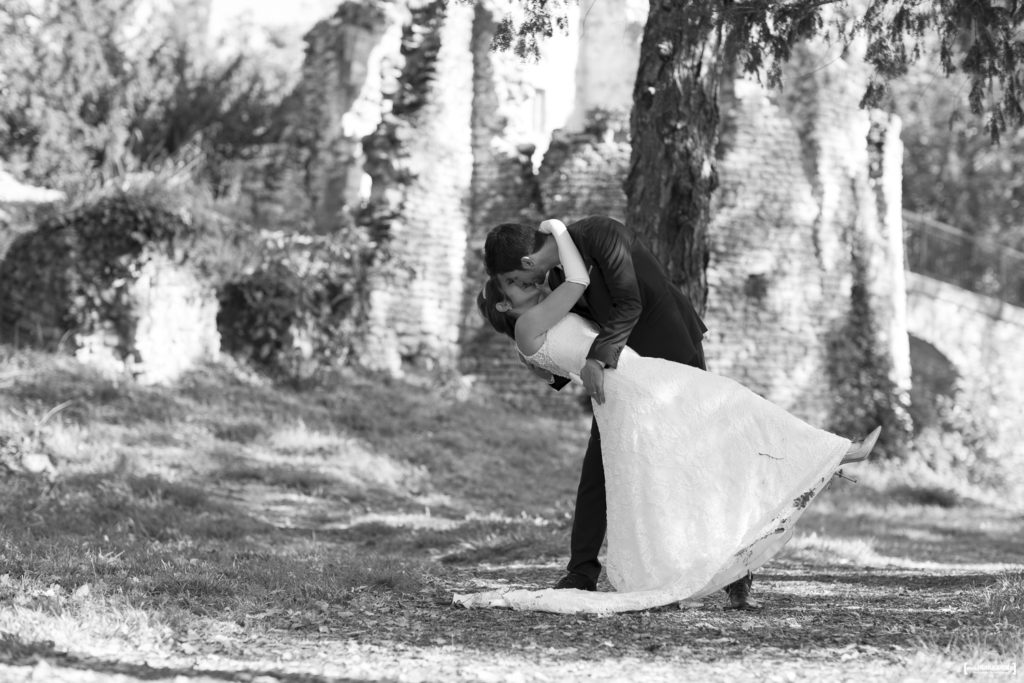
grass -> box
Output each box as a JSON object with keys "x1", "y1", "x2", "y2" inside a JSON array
[
  {"x1": 916, "y1": 572, "x2": 1024, "y2": 665},
  {"x1": 0, "y1": 347, "x2": 584, "y2": 652},
  {"x1": 1, "y1": 344, "x2": 1022, "y2": 682}
]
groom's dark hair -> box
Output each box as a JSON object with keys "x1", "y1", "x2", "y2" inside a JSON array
[{"x1": 483, "y1": 223, "x2": 546, "y2": 275}]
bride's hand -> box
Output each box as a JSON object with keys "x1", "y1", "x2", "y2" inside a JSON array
[
  {"x1": 525, "y1": 361, "x2": 555, "y2": 385},
  {"x1": 542, "y1": 218, "x2": 588, "y2": 287},
  {"x1": 538, "y1": 219, "x2": 567, "y2": 235}
]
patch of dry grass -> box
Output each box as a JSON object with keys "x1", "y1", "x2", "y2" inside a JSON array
[
  {"x1": 931, "y1": 572, "x2": 1024, "y2": 661},
  {"x1": 782, "y1": 532, "x2": 887, "y2": 567}
]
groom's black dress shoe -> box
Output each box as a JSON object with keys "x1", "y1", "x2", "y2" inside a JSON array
[
  {"x1": 724, "y1": 572, "x2": 761, "y2": 610},
  {"x1": 554, "y1": 573, "x2": 597, "y2": 591}
]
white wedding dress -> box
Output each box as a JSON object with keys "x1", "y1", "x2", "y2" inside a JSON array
[{"x1": 453, "y1": 313, "x2": 850, "y2": 614}]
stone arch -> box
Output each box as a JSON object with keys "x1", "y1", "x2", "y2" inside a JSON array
[{"x1": 907, "y1": 334, "x2": 960, "y2": 433}]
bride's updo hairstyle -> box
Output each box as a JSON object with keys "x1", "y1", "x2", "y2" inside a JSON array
[{"x1": 477, "y1": 278, "x2": 516, "y2": 338}]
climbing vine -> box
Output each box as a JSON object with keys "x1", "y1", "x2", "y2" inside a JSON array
[
  {"x1": 825, "y1": 246, "x2": 913, "y2": 459},
  {"x1": 0, "y1": 193, "x2": 197, "y2": 360}
]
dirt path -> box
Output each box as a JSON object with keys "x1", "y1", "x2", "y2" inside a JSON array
[
  {"x1": 1, "y1": 559, "x2": 1016, "y2": 683},
  {"x1": 3, "y1": 482, "x2": 1021, "y2": 683}
]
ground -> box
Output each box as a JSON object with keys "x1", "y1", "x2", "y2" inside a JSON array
[{"x1": 0, "y1": 350, "x2": 1021, "y2": 682}]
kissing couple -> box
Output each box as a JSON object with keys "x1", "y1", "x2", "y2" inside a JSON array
[{"x1": 454, "y1": 216, "x2": 880, "y2": 614}]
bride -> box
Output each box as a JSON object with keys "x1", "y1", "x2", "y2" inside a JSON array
[{"x1": 455, "y1": 219, "x2": 879, "y2": 614}]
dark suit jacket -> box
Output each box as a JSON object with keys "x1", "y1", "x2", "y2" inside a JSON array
[{"x1": 547, "y1": 216, "x2": 707, "y2": 390}]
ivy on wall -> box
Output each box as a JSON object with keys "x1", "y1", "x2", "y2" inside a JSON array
[
  {"x1": 0, "y1": 193, "x2": 197, "y2": 360},
  {"x1": 825, "y1": 256, "x2": 913, "y2": 459}
]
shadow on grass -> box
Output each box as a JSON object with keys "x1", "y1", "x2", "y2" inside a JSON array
[
  {"x1": 0, "y1": 472, "x2": 271, "y2": 543},
  {"x1": 326, "y1": 517, "x2": 569, "y2": 565},
  {"x1": 1, "y1": 354, "x2": 189, "y2": 427},
  {"x1": 2, "y1": 350, "x2": 588, "y2": 519},
  {"x1": 0, "y1": 467, "x2": 438, "y2": 621},
  {"x1": 797, "y1": 486, "x2": 1024, "y2": 566},
  {"x1": 762, "y1": 570, "x2": 1002, "y2": 591},
  {"x1": 215, "y1": 459, "x2": 355, "y2": 498},
  {"x1": 0, "y1": 631, "x2": 378, "y2": 682}
]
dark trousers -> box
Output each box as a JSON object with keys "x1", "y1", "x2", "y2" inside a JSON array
[{"x1": 566, "y1": 345, "x2": 707, "y2": 582}]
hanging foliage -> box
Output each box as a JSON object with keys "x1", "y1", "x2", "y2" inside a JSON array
[
  {"x1": 216, "y1": 229, "x2": 372, "y2": 382},
  {"x1": 0, "y1": 193, "x2": 198, "y2": 359}
]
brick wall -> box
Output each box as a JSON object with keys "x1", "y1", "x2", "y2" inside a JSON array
[
  {"x1": 355, "y1": 0, "x2": 475, "y2": 374},
  {"x1": 457, "y1": 4, "x2": 589, "y2": 413},
  {"x1": 538, "y1": 129, "x2": 631, "y2": 223},
  {"x1": 75, "y1": 252, "x2": 220, "y2": 384},
  {"x1": 297, "y1": 1, "x2": 403, "y2": 232},
  {"x1": 705, "y1": 39, "x2": 907, "y2": 427}
]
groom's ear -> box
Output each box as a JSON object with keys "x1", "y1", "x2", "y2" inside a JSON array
[{"x1": 520, "y1": 255, "x2": 536, "y2": 270}]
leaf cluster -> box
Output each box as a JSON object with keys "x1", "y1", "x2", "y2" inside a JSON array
[
  {"x1": 861, "y1": 0, "x2": 1024, "y2": 141},
  {"x1": 485, "y1": 0, "x2": 573, "y2": 60},
  {"x1": 128, "y1": 48, "x2": 286, "y2": 188},
  {"x1": 0, "y1": 0, "x2": 289, "y2": 198},
  {"x1": 487, "y1": 1, "x2": 834, "y2": 78},
  {"x1": 216, "y1": 230, "x2": 372, "y2": 381},
  {"x1": 720, "y1": 1, "x2": 831, "y2": 88},
  {"x1": 492, "y1": 0, "x2": 1024, "y2": 140}
]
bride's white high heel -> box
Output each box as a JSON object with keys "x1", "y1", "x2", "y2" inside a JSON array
[{"x1": 841, "y1": 426, "x2": 881, "y2": 465}]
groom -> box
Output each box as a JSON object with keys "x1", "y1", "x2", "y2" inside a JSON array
[{"x1": 483, "y1": 215, "x2": 758, "y2": 610}]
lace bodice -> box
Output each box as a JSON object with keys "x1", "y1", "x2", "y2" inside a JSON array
[{"x1": 521, "y1": 313, "x2": 634, "y2": 383}]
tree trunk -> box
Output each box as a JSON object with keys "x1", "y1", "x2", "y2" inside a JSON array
[{"x1": 626, "y1": 2, "x2": 726, "y2": 315}]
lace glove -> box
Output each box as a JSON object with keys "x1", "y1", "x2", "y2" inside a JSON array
[{"x1": 539, "y1": 219, "x2": 589, "y2": 287}]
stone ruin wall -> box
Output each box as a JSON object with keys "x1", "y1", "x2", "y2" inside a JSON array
[
  {"x1": 75, "y1": 252, "x2": 220, "y2": 385},
  {"x1": 357, "y1": 0, "x2": 475, "y2": 375},
  {"x1": 467, "y1": 42, "x2": 907, "y2": 423},
  {"x1": 0, "y1": 242, "x2": 218, "y2": 385},
  {"x1": 538, "y1": 131, "x2": 632, "y2": 223},
  {"x1": 456, "y1": 6, "x2": 547, "y2": 409},
  {"x1": 295, "y1": 2, "x2": 908, "y2": 420},
  {"x1": 905, "y1": 273, "x2": 1024, "y2": 473},
  {"x1": 455, "y1": 3, "x2": 640, "y2": 412},
  {"x1": 293, "y1": 0, "x2": 636, "y2": 408},
  {"x1": 298, "y1": 1, "x2": 399, "y2": 232},
  {"x1": 299, "y1": 0, "x2": 475, "y2": 374},
  {"x1": 705, "y1": 41, "x2": 908, "y2": 425}
]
